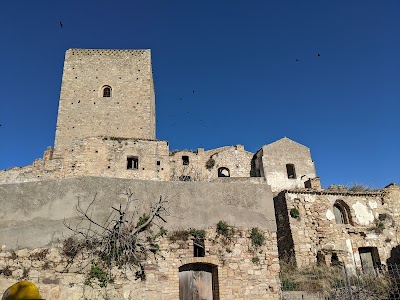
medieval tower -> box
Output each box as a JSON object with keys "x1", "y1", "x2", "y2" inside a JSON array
[{"x1": 53, "y1": 49, "x2": 156, "y2": 156}]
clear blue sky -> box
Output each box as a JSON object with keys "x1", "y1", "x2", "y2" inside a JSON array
[{"x1": 0, "y1": 1, "x2": 399, "y2": 188}]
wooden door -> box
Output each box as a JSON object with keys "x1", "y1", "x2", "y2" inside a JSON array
[
  {"x1": 179, "y1": 264, "x2": 214, "y2": 300},
  {"x1": 359, "y1": 249, "x2": 375, "y2": 275}
]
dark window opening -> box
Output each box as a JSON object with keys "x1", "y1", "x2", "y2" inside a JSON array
[
  {"x1": 182, "y1": 155, "x2": 189, "y2": 165},
  {"x1": 333, "y1": 200, "x2": 352, "y2": 225},
  {"x1": 316, "y1": 251, "x2": 325, "y2": 266},
  {"x1": 103, "y1": 86, "x2": 111, "y2": 97},
  {"x1": 179, "y1": 175, "x2": 191, "y2": 181},
  {"x1": 218, "y1": 167, "x2": 230, "y2": 177},
  {"x1": 127, "y1": 156, "x2": 139, "y2": 170},
  {"x1": 156, "y1": 160, "x2": 161, "y2": 166},
  {"x1": 331, "y1": 253, "x2": 341, "y2": 266},
  {"x1": 193, "y1": 239, "x2": 205, "y2": 257},
  {"x1": 286, "y1": 164, "x2": 296, "y2": 179}
]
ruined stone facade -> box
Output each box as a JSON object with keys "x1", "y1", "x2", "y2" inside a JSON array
[
  {"x1": 274, "y1": 184, "x2": 400, "y2": 273},
  {"x1": 0, "y1": 228, "x2": 280, "y2": 300},
  {"x1": 1, "y1": 48, "x2": 399, "y2": 298}
]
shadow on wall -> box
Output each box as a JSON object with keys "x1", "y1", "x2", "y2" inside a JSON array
[
  {"x1": 387, "y1": 245, "x2": 400, "y2": 264},
  {"x1": 274, "y1": 191, "x2": 297, "y2": 265}
]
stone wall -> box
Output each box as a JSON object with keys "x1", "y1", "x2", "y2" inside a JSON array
[
  {"x1": 256, "y1": 138, "x2": 316, "y2": 192},
  {"x1": 0, "y1": 227, "x2": 280, "y2": 300},
  {"x1": 274, "y1": 185, "x2": 400, "y2": 272},
  {"x1": 0, "y1": 177, "x2": 276, "y2": 249},
  {"x1": 61, "y1": 137, "x2": 170, "y2": 181},
  {"x1": 169, "y1": 145, "x2": 254, "y2": 182},
  {"x1": 54, "y1": 49, "x2": 156, "y2": 156}
]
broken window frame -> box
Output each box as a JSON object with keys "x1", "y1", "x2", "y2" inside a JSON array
[
  {"x1": 217, "y1": 167, "x2": 230, "y2": 177},
  {"x1": 333, "y1": 200, "x2": 352, "y2": 225},
  {"x1": 127, "y1": 156, "x2": 139, "y2": 170},
  {"x1": 286, "y1": 164, "x2": 296, "y2": 179},
  {"x1": 193, "y1": 239, "x2": 205, "y2": 257},
  {"x1": 182, "y1": 155, "x2": 189, "y2": 166}
]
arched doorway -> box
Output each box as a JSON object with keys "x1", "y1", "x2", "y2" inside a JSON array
[{"x1": 179, "y1": 263, "x2": 219, "y2": 300}]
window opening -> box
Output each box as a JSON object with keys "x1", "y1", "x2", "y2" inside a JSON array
[
  {"x1": 127, "y1": 156, "x2": 139, "y2": 170},
  {"x1": 333, "y1": 200, "x2": 352, "y2": 225},
  {"x1": 286, "y1": 164, "x2": 296, "y2": 179},
  {"x1": 193, "y1": 239, "x2": 205, "y2": 257},
  {"x1": 218, "y1": 167, "x2": 230, "y2": 177},
  {"x1": 156, "y1": 160, "x2": 161, "y2": 166},
  {"x1": 179, "y1": 175, "x2": 191, "y2": 181},
  {"x1": 103, "y1": 86, "x2": 111, "y2": 97},
  {"x1": 182, "y1": 156, "x2": 189, "y2": 165},
  {"x1": 331, "y1": 253, "x2": 341, "y2": 266}
]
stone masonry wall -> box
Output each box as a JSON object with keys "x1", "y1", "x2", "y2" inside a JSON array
[
  {"x1": 258, "y1": 138, "x2": 316, "y2": 192},
  {"x1": 169, "y1": 145, "x2": 254, "y2": 182},
  {"x1": 60, "y1": 137, "x2": 170, "y2": 181},
  {"x1": 0, "y1": 227, "x2": 280, "y2": 300},
  {"x1": 54, "y1": 49, "x2": 156, "y2": 156},
  {"x1": 275, "y1": 187, "x2": 400, "y2": 272}
]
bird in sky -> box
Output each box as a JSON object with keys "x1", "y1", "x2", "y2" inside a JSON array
[
  {"x1": 317, "y1": 53, "x2": 320, "y2": 57},
  {"x1": 296, "y1": 59, "x2": 299, "y2": 61},
  {"x1": 59, "y1": 21, "x2": 63, "y2": 28},
  {"x1": 192, "y1": 90, "x2": 195, "y2": 93}
]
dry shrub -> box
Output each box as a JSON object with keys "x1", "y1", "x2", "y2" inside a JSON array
[{"x1": 280, "y1": 262, "x2": 394, "y2": 299}]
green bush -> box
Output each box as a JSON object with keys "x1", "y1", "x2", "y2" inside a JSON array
[
  {"x1": 85, "y1": 261, "x2": 110, "y2": 288},
  {"x1": 250, "y1": 227, "x2": 265, "y2": 247},
  {"x1": 290, "y1": 208, "x2": 300, "y2": 218},
  {"x1": 216, "y1": 221, "x2": 233, "y2": 238},
  {"x1": 168, "y1": 230, "x2": 190, "y2": 242},
  {"x1": 251, "y1": 257, "x2": 260, "y2": 264},
  {"x1": 205, "y1": 158, "x2": 215, "y2": 169}
]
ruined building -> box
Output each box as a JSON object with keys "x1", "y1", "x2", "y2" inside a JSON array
[{"x1": 0, "y1": 49, "x2": 399, "y2": 299}]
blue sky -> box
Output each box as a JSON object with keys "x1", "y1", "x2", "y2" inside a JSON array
[{"x1": 0, "y1": 1, "x2": 399, "y2": 188}]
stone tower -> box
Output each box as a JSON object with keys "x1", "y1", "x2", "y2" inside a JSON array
[{"x1": 53, "y1": 49, "x2": 156, "y2": 155}]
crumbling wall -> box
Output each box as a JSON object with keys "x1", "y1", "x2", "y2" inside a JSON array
[
  {"x1": 256, "y1": 138, "x2": 316, "y2": 192},
  {"x1": 169, "y1": 145, "x2": 253, "y2": 182},
  {"x1": 0, "y1": 228, "x2": 280, "y2": 300},
  {"x1": 276, "y1": 189, "x2": 400, "y2": 272}
]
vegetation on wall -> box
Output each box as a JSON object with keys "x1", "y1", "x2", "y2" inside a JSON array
[
  {"x1": 205, "y1": 158, "x2": 215, "y2": 169},
  {"x1": 168, "y1": 228, "x2": 206, "y2": 242},
  {"x1": 250, "y1": 227, "x2": 265, "y2": 247},
  {"x1": 327, "y1": 184, "x2": 377, "y2": 192},
  {"x1": 216, "y1": 220, "x2": 234, "y2": 239},
  {"x1": 290, "y1": 208, "x2": 300, "y2": 218},
  {"x1": 63, "y1": 190, "x2": 169, "y2": 286}
]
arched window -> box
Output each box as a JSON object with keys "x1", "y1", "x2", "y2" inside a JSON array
[
  {"x1": 286, "y1": 164, "x2": 296, "y2": 179},
  {"x1": 333, "y1": 200, "x2": 352, "y2": 225},
  {"x1": 218, "y1": 167, "x2": 230, "y2": 177},
  {"x1": 102, "y1": 85, "x2": 111, "y2": 97}
]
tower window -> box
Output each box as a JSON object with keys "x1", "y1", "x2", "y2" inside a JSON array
[
  {"x1": 102, "y1": 86, "x2": 112, "y2": 97},
  {"x1": 286, "y1": 164, "x2": 296, "y2": 179},
  {"x1": 127, "y1": 156, "x2": 139, "y2": 170},
  {"x1": 182, "y1": 156, "x2": 189, "y2": 165}
]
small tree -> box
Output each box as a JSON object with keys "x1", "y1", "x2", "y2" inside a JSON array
[{"x1": 63, "y1": 189, "x2": 169, "y2": 285}]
